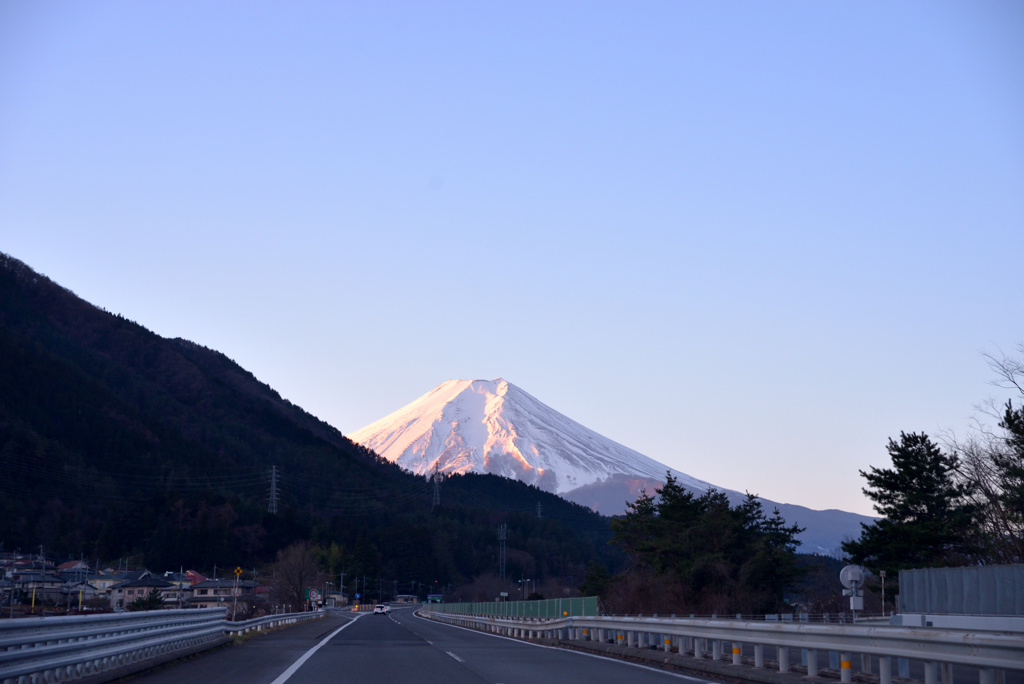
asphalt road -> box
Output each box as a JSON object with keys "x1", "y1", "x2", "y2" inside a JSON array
[{"x1": 126, "y1": 607, "x2": 713, "y2": 684}]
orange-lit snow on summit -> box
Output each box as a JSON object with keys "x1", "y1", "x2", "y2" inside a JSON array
[{"x1": 348, "y1": 378, "x2": 710, "y2": 494}]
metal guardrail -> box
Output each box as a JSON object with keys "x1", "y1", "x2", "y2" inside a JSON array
[
  {"x1": 421, "y1": 610, "x2": 1024, "y2": 684},
  {"x1": 433, "y1": 597, "x2": 599, "y2": 618},
  {"x1": 223, "y1": 609, "x2": 323, "y2": 635},
  {"x1": 0, "y1": 608, "x2": 323, "y2": 684}
]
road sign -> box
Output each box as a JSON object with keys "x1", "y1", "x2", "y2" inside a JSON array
[
  {"x1": 234, "y1": 567, "x2": 242, "y2": 577},
  {"x1": 355, "y1": 593, "x2": 360, "y2": 599},
  {"x1": 308, "y1": 589, "x2": 321, "y2": 601}
]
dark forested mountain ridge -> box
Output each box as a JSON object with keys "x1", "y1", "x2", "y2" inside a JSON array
[
  {"x1": 0, "y1": 251, "x2": 388, "y2": 487},
  {"x1": 0, "y1": 252, "x2": 363, "y2": 459},
  {"x1": 0, "y1": 252, "x2": 613, "y2": 584}
]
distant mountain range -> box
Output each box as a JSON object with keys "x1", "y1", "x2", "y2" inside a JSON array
[{"x1": 351, "y1": 378, "x2": 873, "y2": 553}]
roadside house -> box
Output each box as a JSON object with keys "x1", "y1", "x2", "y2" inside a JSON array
[
  {"x1": 189, "y1": 579, "x2": 259, "y2": 610},
  {"x1": 108, "y1": 571, "x2": 172, "y2": 610},
  {"x1": 13, "y1": 573, "x2": 65, "y2": 604}
]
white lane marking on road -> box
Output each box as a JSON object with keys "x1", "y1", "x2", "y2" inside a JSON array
[
  {"x1": 412, "y1": 611, "x2": 710, "y2": 682},
  {"x1": 446, "y1": 651, "x2": 464, "y2": 663},
  {"x1": 269, "y1": 614, "x2": 364, "y2": 684}
]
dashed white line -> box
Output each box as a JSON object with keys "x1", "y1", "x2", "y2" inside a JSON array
[
  {"x1": 412, "y1": 611, "x2": 711, "y2": 682},
  {"x1": 446, "y1": 651, "x2": 464, "y2": 663}
]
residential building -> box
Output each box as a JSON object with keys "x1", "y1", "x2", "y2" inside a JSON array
[
  {"x1": 189, "y1": 579, "x2": 259, "y2": 610},
  {"x1": 13, "y1": 573, "x2": 65, "y2": 604},
  {"x1": 108, "y1": 571, "x2": 172, "y2": 610}
]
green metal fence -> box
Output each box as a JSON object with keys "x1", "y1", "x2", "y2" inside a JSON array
[{"x1": 430, "y1": 596, "x2": 599, "y2": 618}]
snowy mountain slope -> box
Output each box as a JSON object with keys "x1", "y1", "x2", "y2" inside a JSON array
[
  {"x1": 349, "y1": 378, "x2": 714, "y2": 494},
  {"x1": 350, "y1": 378, "x2": 872, "y2": 552}
]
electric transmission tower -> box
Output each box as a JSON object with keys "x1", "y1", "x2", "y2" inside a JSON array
[
  {"x1": 536, "y1": 501, "x2": 543, "y2": 520},
  {"x1": 431, "y1": 464, "x2": 441, "y2": 511},
  {"x1": 268, "y1": 465, "x2": 279, "y2": 514},
  {"x1": 498, "y1": 523, "x2": 507, "y2": 580}
]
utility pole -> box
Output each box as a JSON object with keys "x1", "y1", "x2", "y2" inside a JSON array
[
  {"x1": 268, "y1": 465, "x2": 279, "y2": 514},
  {"x1": 498, "y1": 523, "x2": 507, "y2": 580},
  {"x1": 232, "y1": 566, "x2": 241, "y2": 620},
  {"x1": 880, "y1": 570, "x2": 886, "y2": 617}
]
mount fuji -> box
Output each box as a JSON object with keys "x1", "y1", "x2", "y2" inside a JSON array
[{"x1": 349, "y1": 378, "x2": 872, "y2": 553}]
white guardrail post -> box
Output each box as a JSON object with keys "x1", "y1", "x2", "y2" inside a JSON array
[
  {"x1": 0, "y1": 608, "x2": 324, "y2": 683},
  {"x1": 419, "y1": 609, "x2": 1024, "y2": 683}
]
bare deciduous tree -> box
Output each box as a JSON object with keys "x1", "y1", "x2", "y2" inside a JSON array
[
  {"x1": 269, "y1": 542, "x2": 324, "y2": 611},
  {"x1": 945, "y1": 344, "x2": 1024, "y2": 563}
]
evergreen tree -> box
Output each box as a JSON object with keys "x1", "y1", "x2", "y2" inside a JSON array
[
  {"x1": 610, "y1": 488, "x2": 658, "y2": 571},
  {"x1": 610, "y1": 474, "x2": 804, "y2": 614},
  {"x1": 578, "y1": 562, "x2": 610, "y2": 598},
  {"x1": 127, "y1": 589, "x2": 164, "y2": 612},
  {"x1": 994, "y1": 401, "x2": 1024, "y2": 542},
  {"x1": 843, "y1": 432, "x2": 979, "y2": 571}
]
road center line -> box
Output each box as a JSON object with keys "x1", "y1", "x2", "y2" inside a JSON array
[
  {"x1": 269, "y1": 614, "x2": 363, "y2": 684},
  {"x1": 446, "y1": 651, "x2": 464, "y2": 663}
]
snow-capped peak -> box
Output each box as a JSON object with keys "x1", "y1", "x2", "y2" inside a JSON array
[
  {"x1": 349, "y1": 377, "x2": 876, "y2": 553},
  {"x1": 348, "y1": 378, "x2": 713, "y2": 495}
]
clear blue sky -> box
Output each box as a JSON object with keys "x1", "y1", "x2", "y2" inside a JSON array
[{"x1": 2, "y1": 1, "x2": 1022, "y2": 516}]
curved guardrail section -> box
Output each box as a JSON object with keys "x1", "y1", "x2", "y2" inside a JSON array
[
  {"x1": 421, "y1": 610, "x2": 1024, "y2": 684},
  {"x1": 223, "y1": 610, "x2": 323, "y2": 636},
  {"x1": 0, "y1": 608, "x2": 323, "y2": 684}
]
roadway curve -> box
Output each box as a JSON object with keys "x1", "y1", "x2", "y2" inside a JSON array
[{"x1": 128, "y1": 606, "x2": 714, "y2": 684}]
